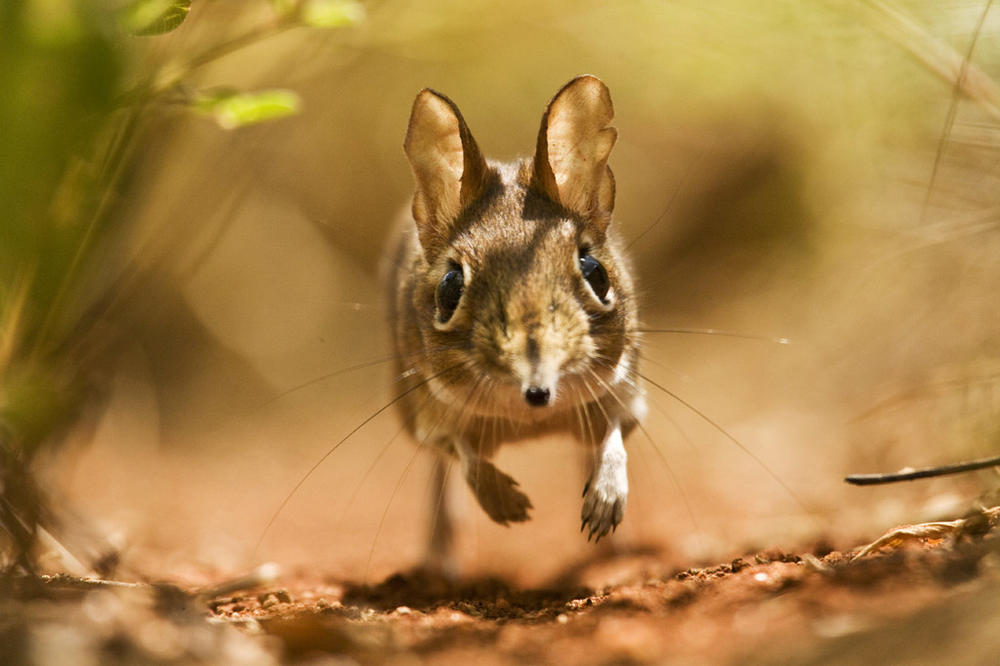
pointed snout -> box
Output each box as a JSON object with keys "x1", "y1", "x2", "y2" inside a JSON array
[
  {"x1": 495, "y1": 297, "x2": 578, "y2": 410},
  {"x1": 519, "y1": 331, "x2": 561, "y2": 407}
]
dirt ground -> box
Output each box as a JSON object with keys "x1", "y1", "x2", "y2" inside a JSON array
[
  {"x1": 5, "y1": 3, "x2": 1000, "y2": 663},
  {"x1": 5, "y1": 513, "x2": 1000, "y2": 665}
]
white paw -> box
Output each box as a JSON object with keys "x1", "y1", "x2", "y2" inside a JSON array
[
  {"x1": 581, "y1": 424, "x2": 628, "y2": 541},
  {"x1": 580, "y1": 477, "x2": 626, "y2": 542}
]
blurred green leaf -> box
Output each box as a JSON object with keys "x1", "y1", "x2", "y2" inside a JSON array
[
  {"x1": 194, "y1": 88, "x2": 302, "y2": 129},
  {"x1": 301, "y1": 0, "x2": 365, "y2": 28},
  {"x1": 120, "y1": 0, "x2": 191, "y2": 36},
  {"x1": 0, "y1": 365, "x2": 78, "y2": 455},
  {"x1": 23, "y1": 0, "x2": 85, "y2": 45},
  {"x1": 1, "y1": 1, "x2": 121, "y2": 306}
]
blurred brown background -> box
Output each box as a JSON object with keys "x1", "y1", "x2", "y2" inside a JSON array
[{"x1": 42, "y1": 0, "x2": 1000, "y2": 585}]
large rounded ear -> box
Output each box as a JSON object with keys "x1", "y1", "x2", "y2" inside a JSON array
[
  {"x1": 530, "y1": 75, "x2": 617, "y2": 230},
  {"x1": 404, "y1": 89, "x2": 488, "y2": 259}
]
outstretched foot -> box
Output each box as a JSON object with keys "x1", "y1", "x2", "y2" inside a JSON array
[
  {"x1": 581, "y1": 423, "x2": 628, "y2": 542},
  {"x1": 464, "y1": 458, "x2": 533, "y2": 525}
]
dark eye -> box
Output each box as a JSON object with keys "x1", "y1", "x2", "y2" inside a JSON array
[
  {"x1": 579, "y1": 250, "x2": 610, "y2": 303},
  {"x1": 436, "y1": 263, "x2": 464, "y2": 322}
]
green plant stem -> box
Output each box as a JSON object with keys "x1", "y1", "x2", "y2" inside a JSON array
[
  {"x1": 32, "y1": 13, "x2": 303, "y2": 361},
  {"x1": 28, "y1": 103, "x2": 145, "y2": 364},
  {"x1": 117, "y1": 17, "x2": 298, "y2": 108}
]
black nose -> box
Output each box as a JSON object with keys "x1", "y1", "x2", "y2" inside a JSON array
[{"x1": 524, "y1": 386, "x2": 550, "y2": 407}]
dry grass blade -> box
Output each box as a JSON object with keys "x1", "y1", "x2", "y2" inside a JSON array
[
  {"x1": 853, "y1": 519, "x2": 965, "y2": 559},
  {"x1": 860, "y1": 0, "x2": 1000, "y2": 121}
]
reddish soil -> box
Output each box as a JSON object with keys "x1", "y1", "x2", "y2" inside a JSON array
[{"x1": 6, "y1": 521, "x2": 1000, "y2": 665}]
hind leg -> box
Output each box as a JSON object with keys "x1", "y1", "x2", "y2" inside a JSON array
[
  {"x1": 423, "y1": 454, "x2": 458, "y2": 576},
  {"x1": 422, "y1": 440, "x2": 533, "y2": 575}
]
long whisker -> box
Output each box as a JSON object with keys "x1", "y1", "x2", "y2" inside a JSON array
[
  {"x1": 353, "y1": 386, "x2": 458, "y2": 579},
  {"x1": 578, "y1": 370, "x2": 611, "y2": 427},
  {"x1": 575, "y1": 376, "x2": 609, "y2": 493},
  {"x1": 330, "y1": 301, "x2": 385, "y2": 313},
  {"x1": 427, "y1": 372, "x2": 488, "y2": 520},
  {"x1": 461, "y1": 375, "x2": 502, "y2": 526},
  {"x1": 637, "y1": 350, "x2": 694, "y2": 385},
  {"x1": 625, "y1": 149, "x2": 705, "y2": 250},
  {"x1": 636, "y1": 328, "x2": 792, "y2": 346},
  {"x1": 257, "y1": 355, "x2": 397, "y2": 408},
  {"x1": 364, "y1": 367, "x2": 486, "y2": 581},
  {"x1": 333, "y1": 380, "x2": 447, "y2": 532},
  {"x1": 477, "y1": 391, "x2": 491, "y2": 560},
  {"x1": 259, "y1": 343, "x2": 472, "y2": 408},
  {"x1": 570, "y1": 390, "x2": 590, "y2": 448},
  {"x1": 364, "y1": 401, "x2": 451, "y2": 583},
  {"x1": 592, "y1": 356, "x2": 698, "y2": 455},
  {"x1": 586, "y1": 367, "x2": 699, "y2": 534},
  {"x1": 253, "y1": 360, "x2": 471, "y2": 557},
  {"x1": 582, "y1": 366, "x2": 655, "y2": 536},
  {"x1": 635, "y1": 370, "x2": 811, "y2": 515},
  {"x1": 429, "y1": 456, "x2": 455, "y2": 559}
]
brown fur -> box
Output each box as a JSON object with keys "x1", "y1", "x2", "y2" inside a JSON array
[{"x1": 389, "y1": 76, "x2": 644, "y2": 562}]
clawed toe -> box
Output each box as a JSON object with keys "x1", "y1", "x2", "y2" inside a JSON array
[{"x1": 581, "y1": 478, "x2": 625, "y2": 542}]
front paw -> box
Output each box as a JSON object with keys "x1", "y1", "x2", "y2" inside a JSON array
[
  {"x1": 465, "y1": 458, "x2": 533, "y2": 525},
  {"x1": 581, "y1": 474, "x2": 626, "y2": 542}
]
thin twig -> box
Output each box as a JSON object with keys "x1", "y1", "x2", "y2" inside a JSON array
[{"x1": 845, "y1": 454, "x2": 1000, "y2": 486}]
